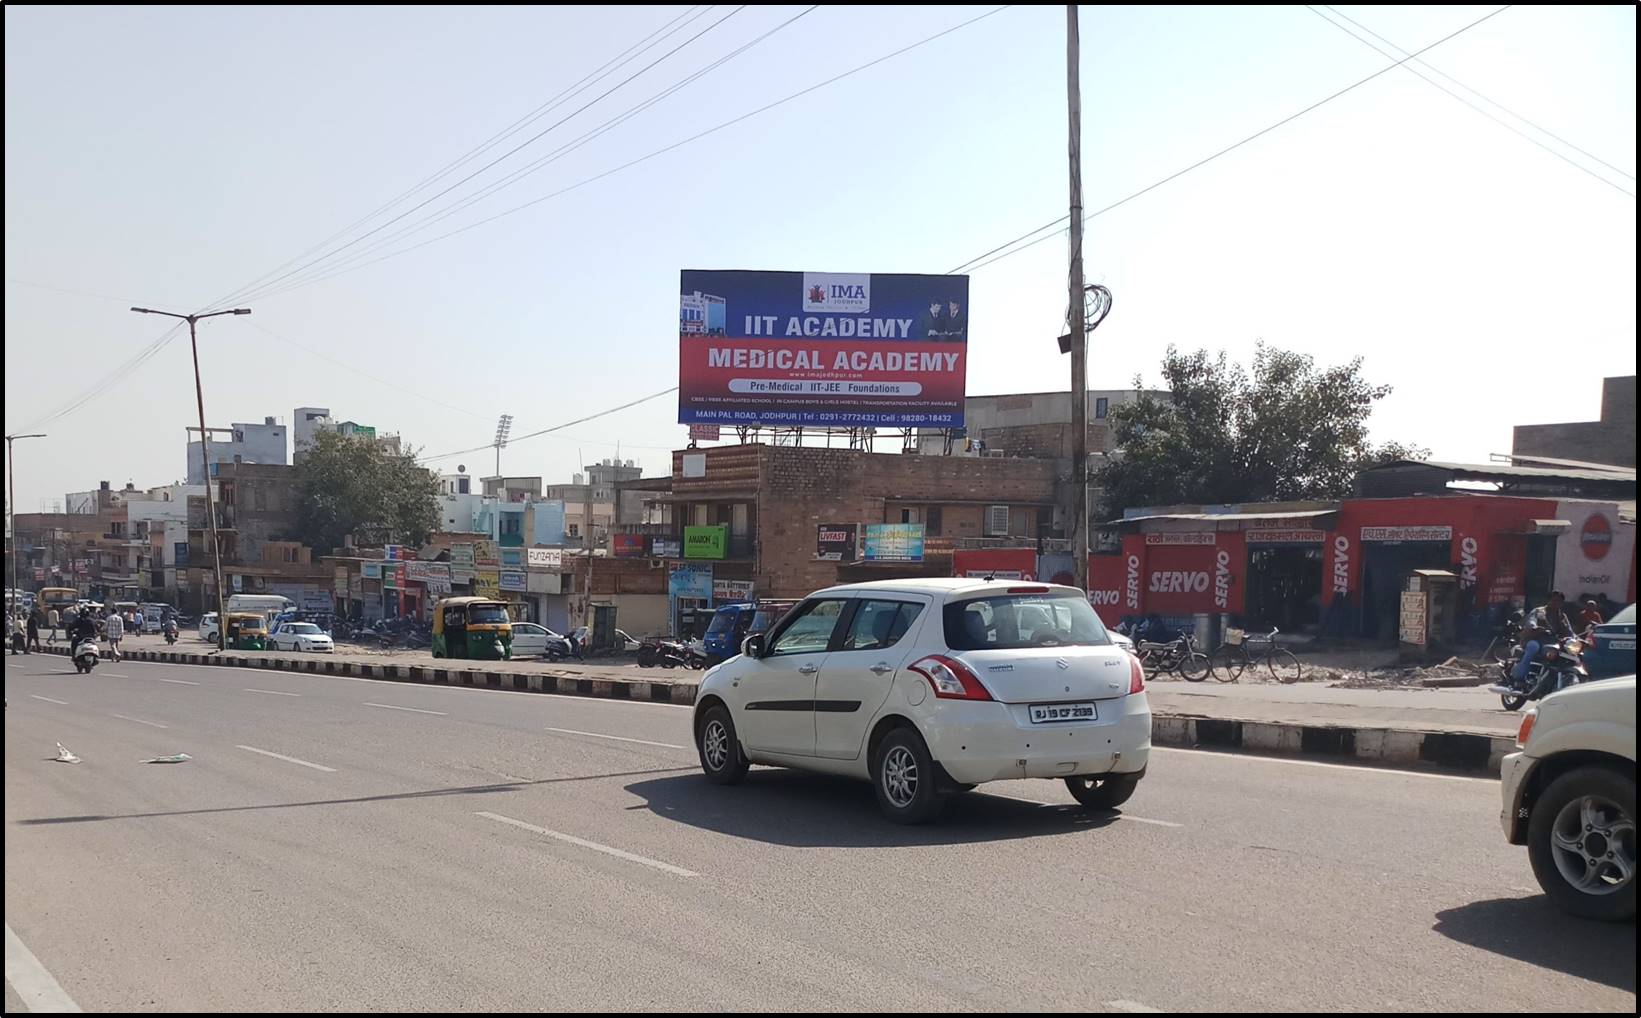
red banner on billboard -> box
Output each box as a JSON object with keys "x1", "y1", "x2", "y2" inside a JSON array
[{"x1": 612, "y1": 534, "x2": 647, "y2": 558}]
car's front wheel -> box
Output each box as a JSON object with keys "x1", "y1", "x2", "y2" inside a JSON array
[
  {"x1": 1066, "y1": 773, "x2": 1141, "y2": 809},
  {"x1": 1528, "y1": 766, "x2": 1636, "y2": 921},
  {"x1": 696, "y1": 704, "x2": 748, "y2": 785},
  {"x1": 872, "y1": 727, "x2": 945, "y2": 824}
]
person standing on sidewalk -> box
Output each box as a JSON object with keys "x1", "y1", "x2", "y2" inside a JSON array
[{"x1": 26, "y1": 608, "x2": 42, "y2": 653}]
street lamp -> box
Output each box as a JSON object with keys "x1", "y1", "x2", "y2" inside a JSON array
[
  {"x1": 130, "y1": 305, "x2": 251, "y2": 650},
  {"x1": 5, "y1": 432, "x2": 47, "y2": 621}
]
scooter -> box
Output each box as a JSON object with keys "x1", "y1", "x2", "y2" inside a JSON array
[
  {"x1": 1489, "y1": 635, "x2": 1589, "y2": 711},
  {"x1": 72, "y1": 637, "x2": 100, "y2": 673},
  {"x1": 164, "y1": 621, "x2": 179, "y2": 645}
]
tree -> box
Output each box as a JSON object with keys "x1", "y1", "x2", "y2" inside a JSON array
[
  {"x1": 1096, "y1": 344, "x2": 1425, "y2": 516},
  {"x1": 293, "y1": 431, "x2": 439, "y2": 554}
]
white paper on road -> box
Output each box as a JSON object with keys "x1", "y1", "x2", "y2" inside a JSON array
[
  {"x1": 140, "y1": 753, "x2": 192, "y2": 764},
  {"x1": 53, "y1": 743, "x2": 80, "y2": 764}
]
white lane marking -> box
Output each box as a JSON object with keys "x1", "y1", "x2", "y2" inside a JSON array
[
  {"x1": 244, "y1": 688, "x2": 302, "y2": 697},
  {"x1": 236, "y1": 745, "x2": 338, "y2": 772},
  {"x1": 29, "y1": 695, "x2": 69, "y2": 705},
  {"x1": 110, "y1": 713, "x2": 168, "y2": 729},
  {"x1": 5, "y1": 922, "x2": 83, "y2": 1012},
  {"x1": 475, "y1": 811, "x2": 698, "y2": 878},
  {"x1": 1106, "y1": 1001, "x2": 1164, "y2": 1013},
  {"x1": 982, "y1": 790, "x2": 1183, "y2": 827},
  {"x1": 363, "y1": 702, "x2": 447, "y2": 716},
  {"x1": 99, "y1": 672, "x2": 130, "y2": 678},
  {"x1": 154, "y1": 677, "x2": 198, "y2": 685},
  {"x1": 546, "y1": 727, "x2": 685, "y2": 750},
  {"x1": 1152, "y1": 746, "x2": 1495, "y2": 783}
]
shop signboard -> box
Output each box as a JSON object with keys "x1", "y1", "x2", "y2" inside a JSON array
[
  {"x1": 361, "y1": 562, "x2": 383, "y2": 580},
  {"x1": 474, "y1": 570, "x2": 501, "y2": 598},
  {"x1": 1361, "y1": 526, "x2": 1452, "y2": 542},
  {"x1": 668, "y1": 564, "x2": 713, "y2": 599},
  {"x1": 815, "y1": 523, "x2": 857, "y2": 562},
  {"x1": 1244, "y1": 529, "x2": 1327, "y2": 544},
  {"x1": 473, "y1": 539, "x2": 500, "y2": 567},
  {"x1": 1143, "y1": 532, "x2": 1215, "y2": 546},
  {"x1": 713, "y1": 578, "x2": 754, "y2": 602},
  {"x1": 651, "y1": 538, "x2": 682, "y2": 558},
  {"x1": 450, "y1": 544, "x2": 475, "y2": 567},
  {"x1": 527, "y1": 547, "x2": 563, "y2": 570},
  {"x1": 684, "y1": 525, "x2": 727, "y2": 560},
  {"x1": 334, "y1": 567, "x2": 349, "y2": 596},
  {"x1": 677, "y1": 270, "x2": 969, "y2": 428},
  {"x1": 612, "y1": 533, "x2": 647, "y2": 558},
  {"x1": 862, "y1": 523, "x2": 924, "y2": 562},
  {"x1": 500, "y1": 570, "x2": 527, "y2": 592}
]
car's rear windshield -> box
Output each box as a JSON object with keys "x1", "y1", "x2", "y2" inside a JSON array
[
  {"x1": 287, "y1": 623, "x2": 321, "y2": 634},
  {"x1": 943, "y1": 590, "x2": 1111, "y2": 650},
  {"x1": 1609, "y1": 604, "x2": 1636, "y2": 625}
]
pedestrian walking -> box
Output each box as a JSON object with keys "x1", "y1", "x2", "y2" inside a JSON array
[
  {"x1": 47, "y1": 606, "x2": 60, "y2": 644},
  {"x1": 9, "y1": 612, "x2": 26, "y2": 654},
  {"x1": 26, "y1": 609, "x2": 42, "y2": 653},
  {"x1": 104, "y1": 609, "x2": 125, "y2": 662},
  {"x1": 134, "y1": 608, "x2": 145, "y2": 636}
]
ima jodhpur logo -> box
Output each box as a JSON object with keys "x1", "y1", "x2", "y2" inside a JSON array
[{"x1": 801, "y1": 272, "x2": 871, "y2": 313}]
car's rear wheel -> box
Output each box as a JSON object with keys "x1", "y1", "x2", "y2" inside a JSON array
[
  {"x1": 696, "y1": 704, "x2": 748, "y2": 785},
  {"x1": 1066, "y1": 773, "x2": 1140, "y2": 810},
  {"x1": 872, "y1": 727, "x2": 944, "y2": 824},
  {"x1": 1527, "y1": 766, "x2": 1636, "y2": 921}
]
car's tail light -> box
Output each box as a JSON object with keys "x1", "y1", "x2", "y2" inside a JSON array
[
  {"x1": 1129, "y1": 655, "x2": 1146, "y2": 695},
  {"x1": 1516, "y1": 709, "x2": 1537, "y2": 748},
  {"x1": 908, "y1": 654, "x2": 992, "y2": 701}
]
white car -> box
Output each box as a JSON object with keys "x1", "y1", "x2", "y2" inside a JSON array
[
  {"x1": 510, "y1": 622, "x2": 571, "y2": 659},
  {"x1": 199, "y1": 612, "x2": 219, "y2": 643},
  {"x1": 1500, "y1": 674, "x2": 1635, "y2": 921},
  {"x1": 693, "y1": 578, "x2": 1151, "y2": 823},
  {"x1": 269, "y1": 622, "x2": 334, "y2": 653}
]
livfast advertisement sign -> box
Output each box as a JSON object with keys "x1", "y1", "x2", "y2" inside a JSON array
[{"x1": 678, "y1": 270, "x2": 969, "y2": 428}]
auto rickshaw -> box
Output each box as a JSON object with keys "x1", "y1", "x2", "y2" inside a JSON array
[
  {"x1": 225, "y1": 612, "x2": 268, "y2": 651},
  {"x1": 431, "y1": 597, "x2": 512, "y2": 660}
]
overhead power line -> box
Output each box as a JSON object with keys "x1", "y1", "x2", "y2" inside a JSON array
[
  {"x1": 207, "y1": 5, "x2": 718, "y2": 312},
  {"x1": 1308, "y1": 5, "x2": 1634, "y2": 197},
  {"x1": 244, "y1": 321, "x2": 490, "y2": 420},
  {"x1": 420, "y1": 386, "x2": 679, "y2": 463},
  {"x1": 243, "y1": 5, "x2": 821, "y2": 304},
  {"x1": 223, "y1": 5, "x2": 751, "y2": 306},
  {"x1": 946, "y1": 4, "x2": 1521, "y2": 276},
  {"x1": 238, "y1": 5, "x2": 1015, "y2": 300}
]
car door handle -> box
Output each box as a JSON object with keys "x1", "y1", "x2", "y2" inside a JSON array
[
  {"x1": 870, "y1": 662, "x2": 893, "y2": 675},
  {"x1": 798, "y1": 664, "x2": 818, "y2": 675}
]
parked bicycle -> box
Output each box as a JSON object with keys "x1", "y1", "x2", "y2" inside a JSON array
[
  {"x1": 1210, "y1": 626, "x2": 1302, "y2": 684},
  {"x1": 1134, "y1": 633, "x2": 1212, "y2": 682}
]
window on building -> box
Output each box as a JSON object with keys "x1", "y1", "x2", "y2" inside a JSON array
[
  {"x1": 925, "y1": 506, "x2": 942, "y2": 536},
  {"x1": 731, "y1": 503, "x2": 749, "y2": 537},
  {"x1": 900, "y1": 507, "x2": 921, "y2": 524},
  {"x1": 567, "y1": 523, "x2": 580, "y2": 538},
  {"x1": 986, "y1": 505, "x2": 1011, "y2": 536},
  {"x1": 691, "y1": 504, "x2": 709, "y2": 527},
  {"x1": 1095, "y1": 397, "x2": 1109, "y2": 419},
  {"x1": 501, "y1": 513, "x2": 523, "y2": 538}
]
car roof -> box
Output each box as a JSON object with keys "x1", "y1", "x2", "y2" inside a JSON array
[{"x1": 809, "y1": 577, "x2": 1082, "y2": 601}]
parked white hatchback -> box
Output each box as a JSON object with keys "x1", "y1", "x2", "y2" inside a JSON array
[
  {"x1": 693, "y1": 578, "x2": 1151, "y2": 823},
  {"x1": 269, "y1": 622, "x2": 334, "y2": 653}
]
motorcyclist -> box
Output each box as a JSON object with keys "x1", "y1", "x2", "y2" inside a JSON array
[
  {"x1": 70, "y1": 610, "x2": 98, "y2": 650},
  {"x1": 1511, "y1": 590, "x2": 1574, "y2": 686}
]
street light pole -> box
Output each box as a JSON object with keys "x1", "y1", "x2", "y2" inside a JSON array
[
  {"x1": 131, "y1": 305, "x2": 251, "y2": 650},
  {"x1": 1066, "y1": 4, "x2": 1090, "y2": 592},
  {"x1": 5, "y1": 433, "x2": 47, "y2": 618}
]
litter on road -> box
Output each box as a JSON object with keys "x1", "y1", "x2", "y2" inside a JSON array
[
  {"x1": 53, "y1": 742, "x2": 81, "y2": 764},
  {"x1": 140, "y1": 753, "x2": 192, "y2": 764}
]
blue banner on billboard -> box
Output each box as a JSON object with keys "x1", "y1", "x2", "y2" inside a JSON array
[
  {"x1": 678, "y1": 270, "x2": 968, "y2": 428},
  {"x1": 863, "y1": 523, "x2": 926, "y2": 562}
]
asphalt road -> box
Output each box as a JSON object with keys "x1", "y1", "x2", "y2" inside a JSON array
[{"x1": 4, "y1": 652, "x2": 1634, "y2": 1012}]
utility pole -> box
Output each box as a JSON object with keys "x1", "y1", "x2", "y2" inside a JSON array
[
  {"x1": 1066, "y1": 4, "x2": 1090, "y2": 592},
  {"x1": 131, "y1": 305, "x2": 252, "y2": 650},
  {"x1": 5, "y1": 433, "x2": 47, "y2": 615},
  {"x1": 581, "y1": 466, "x2": 596, "y2": 641}
]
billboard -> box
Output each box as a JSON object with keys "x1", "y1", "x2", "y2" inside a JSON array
[
  {"x1": 678, "y1": 270, "x2": 969, "y2": 428},
  {"x1": 815, "y1": 523, "x2": 857, "y2": 562},
  {"x1": 863, "y1": 523, "x2": 925, "y2": 562},
  {"x1": 684, "y1": 525, "x2": 727, "y2": 560},
  {"x1": 612, "y1": 534, "x2": 647, "y2": 558}
]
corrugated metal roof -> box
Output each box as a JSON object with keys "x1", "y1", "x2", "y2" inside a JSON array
[
  {"x1": 1377, "y1": 459, "x2": 1636, "y2": 483},
  {"x1": 1114, "y1": 509, "x2": 1337, "y2": 525}
]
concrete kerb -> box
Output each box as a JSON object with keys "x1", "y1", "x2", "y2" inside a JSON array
[
  {"x1": 1151, "y1": 713, "x2": 1514, "y2": 776},
  {"x1": 30, "y1": 643, "x2": 1510, "y2": 773}
]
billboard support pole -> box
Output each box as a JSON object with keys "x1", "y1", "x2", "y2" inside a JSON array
[{"x1": 1066, "y1": 5, "x2": 1090, "y2": 592}]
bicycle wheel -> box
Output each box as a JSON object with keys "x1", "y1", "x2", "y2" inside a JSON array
[
  {"x1": 1179, "y1": 652, "x2": 1211, "y2": 682},
  {"x1": 1211, "y1": 644, "x2": 1246, "y2": 682},
  {"x1": 1267, "y1": 649, "x2": 1303, "y2": 684}
]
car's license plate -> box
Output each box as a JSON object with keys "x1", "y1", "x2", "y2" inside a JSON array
[{"x1": 1029, "y1": 702, "x2": 1096, "y2": 724}]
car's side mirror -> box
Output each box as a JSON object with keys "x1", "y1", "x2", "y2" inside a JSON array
[{"x1": 742, "y1": 633, "x2": 766, "y2": 659}]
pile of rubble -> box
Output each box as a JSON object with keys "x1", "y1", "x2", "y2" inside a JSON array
[{"x1": 1327, "y1": 656, "x2": 1495, "y2": 690}]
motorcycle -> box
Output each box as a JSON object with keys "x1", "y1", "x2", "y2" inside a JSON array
[
  {"x1": 1489, "y1": 634, "x2": 1589, "y2": 711},
  {"x1": 72, "y1": 637, "x2": 100, "y2": 673},
  {"x1": 638, "y1": 638, "x2": 692, "y2": 669},
  {"x1": 164, "y1": 622, "x2": 179, "y2": 645}
]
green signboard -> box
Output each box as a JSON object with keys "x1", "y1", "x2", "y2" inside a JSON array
[{"x1": 684, "y1": 525, "x2": 728, "y2": 560}]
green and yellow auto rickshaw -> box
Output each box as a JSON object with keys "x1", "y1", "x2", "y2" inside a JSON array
[
  {"x1": 431, "y1": 597, "x2": 512, "y2": 660},
  {"x1": 225, "y1": 612, "x2": 268, "y2": 651}
]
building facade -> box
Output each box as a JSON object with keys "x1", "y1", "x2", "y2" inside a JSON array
[
  {"x1": 1513, "y1": 374, "x2": 1636, "y2": 469},
  {"x1": 186, "y1": 416, "x2": 287, "y2": 483}
]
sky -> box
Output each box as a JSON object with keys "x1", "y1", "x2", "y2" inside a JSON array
[{"x1": 4, "y1": 4, "x2": 1636, "y2": 513}]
